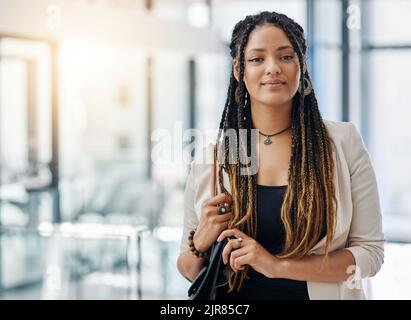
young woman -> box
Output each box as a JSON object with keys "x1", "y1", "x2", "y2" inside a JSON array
[{"x1": 177, "y1": 11, "x2": 384, "y2": 300}]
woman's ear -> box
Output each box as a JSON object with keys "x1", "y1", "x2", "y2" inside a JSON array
[{"x1": 232, "y1": 59, "x2": 240, "y2": 82}]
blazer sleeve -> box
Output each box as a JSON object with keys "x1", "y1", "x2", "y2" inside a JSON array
[
  {"x1": 344, "y1": 122, "x2": 385, "y2": 278},
  {"x1": 179, "y1": 160, "x2": 200, "y2": 255}
]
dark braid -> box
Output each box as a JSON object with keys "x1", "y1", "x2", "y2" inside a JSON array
[{"x1": 216, "y1": 11, "x2": 337, "y2": 293}]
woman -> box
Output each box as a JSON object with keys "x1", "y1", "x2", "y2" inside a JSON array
[{"x1": 177, "y1": 11, "x2": 384, "y2": 300}]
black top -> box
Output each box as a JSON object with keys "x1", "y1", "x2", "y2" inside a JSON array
[{"x1": 215, "y1": 184, "x2": 319, "y2": 300}]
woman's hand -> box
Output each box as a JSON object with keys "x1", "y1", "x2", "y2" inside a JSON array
[
  {"x1": 193, "y1": 193, "x2": 233, "y2": 253},
  {"x1": 217, "y1": 228, "x2": 283, "y2": 279}
]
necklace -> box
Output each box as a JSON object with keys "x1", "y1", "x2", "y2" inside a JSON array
[{"x1": 258, "y1": 125, "x2": 291, "y2": 145}]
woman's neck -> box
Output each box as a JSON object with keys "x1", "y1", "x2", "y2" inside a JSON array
[{"x1": 250, "y1": 99, "x2": 292, "y2": 134}]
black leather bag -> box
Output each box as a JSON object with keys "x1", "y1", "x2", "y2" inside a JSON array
[{"x1": 187, "y1": 237, "x2": 229, "y2": 300}]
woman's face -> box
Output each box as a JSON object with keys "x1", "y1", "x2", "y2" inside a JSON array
[{"x1": 233, "y1": 24, "x2": 304, "y2": 107}]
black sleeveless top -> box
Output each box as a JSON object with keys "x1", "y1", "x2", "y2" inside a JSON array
[{"x1": 215, "y1": 184, "x2": 326, "y2": 300}]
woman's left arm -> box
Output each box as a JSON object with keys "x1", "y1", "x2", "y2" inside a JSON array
[
  {"x1": 218, "y1": 228, "x2": 356, "y2": 282},
  {"x1": 276, "y1": 249, "x2": 355, "y2": 282}
]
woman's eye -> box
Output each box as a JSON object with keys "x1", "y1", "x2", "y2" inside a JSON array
[
  {"x1": 249, "y1": 57, "x2": 262, "y2": 62},
  {"x1": 281, "y1": 55, "x2": 295, "y2": 61}
]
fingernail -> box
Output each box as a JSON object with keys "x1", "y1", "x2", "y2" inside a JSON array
[{"x1": 217, "y1": 237, "x2": 221, "y2": 242}]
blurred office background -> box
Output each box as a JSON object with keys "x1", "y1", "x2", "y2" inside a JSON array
[{"x1": 0, "y1": 0, "x2": 410, "y2": 300}]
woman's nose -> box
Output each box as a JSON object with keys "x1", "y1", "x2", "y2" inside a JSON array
[{"x1": 265, "y1": 59, "x2": 281, "y2": 75}]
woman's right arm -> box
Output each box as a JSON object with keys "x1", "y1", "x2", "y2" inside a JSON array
[
  {"x1": 177, "y1": 161, "x2": 232, "y2": 282},
  {"x1": 177, "y1": 249, "x2": 208, "y2": 282}
]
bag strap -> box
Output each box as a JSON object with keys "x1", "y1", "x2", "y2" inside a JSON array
[{"x1": 210, "y1": 144, "x2": 222, "y2": 197}]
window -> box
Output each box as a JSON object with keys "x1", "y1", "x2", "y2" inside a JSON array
[{"x1": 364, "y1": 0, "x2": 411, "y2": 241}]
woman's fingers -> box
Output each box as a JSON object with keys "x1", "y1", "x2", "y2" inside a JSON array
[
  {"x1": 205, "y1": 193, "x2": 232, "y2": 207},
  {"x1": 197, "y1": 194, "x2": 234, "y2": 249},
  {"x1": 217, "y1": 228, "x2": 248, "y2": 242},
  {"x1": 220, "y1": 220, "x2": 230, "y2": 231},
  {"x1": 203, "y1": 204, "x2": 231, "y2": 218},
  {"x1": 222, "y1": 238, "x2": 243, "y2": 265},
  {"x1": 230, "y1": 250, "x2": 249, "y2": 272},
  {"x1": 215, "y1": 212, "x2": 232, "y2": 223}
]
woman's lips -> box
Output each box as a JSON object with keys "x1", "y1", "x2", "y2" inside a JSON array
[{"x1": 261, "y1": 82, "x2": 285, "y2": 89}]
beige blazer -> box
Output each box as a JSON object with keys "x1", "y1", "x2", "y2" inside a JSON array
[{"x1": 180, "y1": 119, "x2": 385, "y2": 300}]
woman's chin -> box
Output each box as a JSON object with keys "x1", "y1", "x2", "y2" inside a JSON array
[{"x1": 258, "y1": 96, "x2": 290, "y2": 107}]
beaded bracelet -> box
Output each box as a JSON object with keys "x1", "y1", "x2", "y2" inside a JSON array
[{"x1": 188, "y1": 229, "x2": 210, "y2": 259}]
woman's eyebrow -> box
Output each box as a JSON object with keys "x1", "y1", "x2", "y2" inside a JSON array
[{"x1": 246, "y1": 45, "x2": 294, "y2": 54}]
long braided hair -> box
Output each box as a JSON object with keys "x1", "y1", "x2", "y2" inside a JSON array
[{"x1": 216, "y1": 11, "x2": 338, "y2": 293}]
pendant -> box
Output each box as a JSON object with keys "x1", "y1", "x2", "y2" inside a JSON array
[{"x1": 263, "y1": 137, "x2": 272, "y2": 145}]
